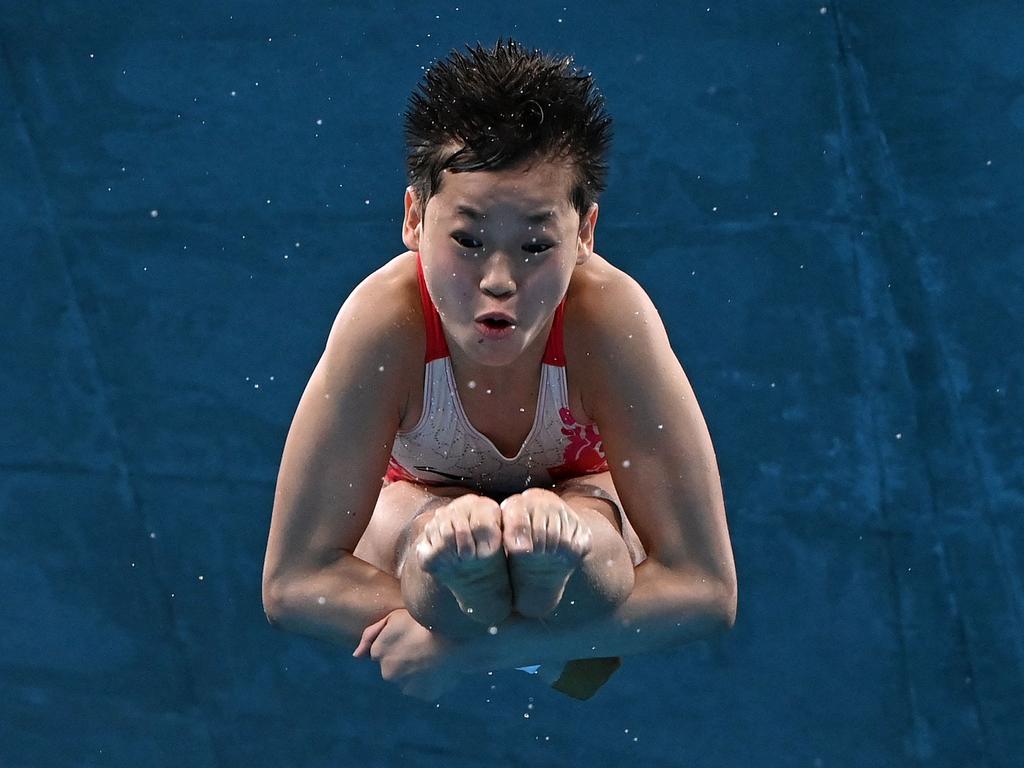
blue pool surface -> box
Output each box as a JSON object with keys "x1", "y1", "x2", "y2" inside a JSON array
[{"x1": 2, "y1": 3, "x2": 1022, "y2": 767}]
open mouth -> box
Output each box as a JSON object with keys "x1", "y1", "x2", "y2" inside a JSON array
[{"x1": 480, "y1": 318, "x2": 512, "y2": 329}]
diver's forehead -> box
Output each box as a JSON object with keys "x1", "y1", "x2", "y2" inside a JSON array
[
  {"x1": 439, "y1": 164, "x2": 571, "y2": 216},
  {"x1": 450, "y1": 202, "x2": 558, "y2": 224}
]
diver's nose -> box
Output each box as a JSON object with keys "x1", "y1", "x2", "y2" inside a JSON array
[
  {"x1": 480, "y1": 253, "x2": 516, "y2": 297},
  {"x1": 483, "y1": 280, "x2": 515, "y2": 298}
]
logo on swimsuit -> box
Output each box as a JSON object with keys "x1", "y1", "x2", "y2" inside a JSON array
[
  {"x1": 415, "y1": 466, "x2": 468, "y2": 483},
  {"x1": 549, "y1": 407, "x2": 608, "y2": 482}
]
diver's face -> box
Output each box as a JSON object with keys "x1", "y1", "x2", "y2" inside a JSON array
[{"x1": 403, "y1": 159, "x2": 596, "y2": 370}]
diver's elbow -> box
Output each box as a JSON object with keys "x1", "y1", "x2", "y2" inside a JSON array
[{"x1": 714, "y1": 578, "x2": 737, "y2": 632}]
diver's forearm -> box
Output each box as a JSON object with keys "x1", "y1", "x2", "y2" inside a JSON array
[
  {"x1": 461, "y1": 558, "x2": 734, "y2": 671},
  {"x1": 267, "y1": 552, "x2": 405, "y2": 649}
]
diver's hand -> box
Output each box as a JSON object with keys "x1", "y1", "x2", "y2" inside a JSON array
[{"x1": 354, "y1": 608, "x2": 464, "y2": 701}]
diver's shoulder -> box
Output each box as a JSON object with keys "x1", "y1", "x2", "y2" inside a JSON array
[
  {"x1": 352, "y1": 250, "x2": 420, "y2": 319},
  {"x1": 363, "y1": 249, "x2": 419, "y2": 292},
  {"x1": 565, "y1": 252, "x2": 640, "y2": 361},
  {"x1": 331, "y1": 251, "x2": 422, "y2": 356},
  {"x1": 570, "y1": 252, "x2": 650, "y2": 326}
]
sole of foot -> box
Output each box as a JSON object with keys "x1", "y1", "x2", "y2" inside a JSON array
[
  {"x1": 505, "y1": 526, "x2": 592, "y2": 618},
  {"x1": 416, "y1": 528, "x2": 513, "y2": 626}
]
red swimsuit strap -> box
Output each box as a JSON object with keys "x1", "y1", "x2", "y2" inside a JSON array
[
  {"x1": 542, "y1": 295, "x2": 567, "y2": 367},
  {"x1": 415, "y1": 252, "x2": 451, "y2": 363}
]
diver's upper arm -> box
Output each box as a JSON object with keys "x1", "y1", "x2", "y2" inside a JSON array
[
  {"x1": 587, "y1": 274, "x2": 736, "y2": 593},
  {"x1": 262, "y1": 278, "x2": 408, "y2": 591}
]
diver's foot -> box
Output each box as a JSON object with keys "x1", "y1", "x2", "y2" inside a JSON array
[
  {"x1": 415, "y1": 496, "x2": 513, "y2": 626},
  {"x1": 503, "y1": 504, "x2": 593, "y2": 618}
]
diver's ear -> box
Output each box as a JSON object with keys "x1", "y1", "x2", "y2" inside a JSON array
[
  {"x1": 576, "y1": 202, "x2": 598, "y2": 264},
  {"x1": 402, "y1": 186, "x2": 424, "y2": 252}
]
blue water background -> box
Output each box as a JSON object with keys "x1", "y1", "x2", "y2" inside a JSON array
[{"x1": 2, "y1": 3, "x2": 1023, "y2": 766}]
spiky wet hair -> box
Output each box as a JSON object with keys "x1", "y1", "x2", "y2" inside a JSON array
[{"x1": 403, "y1": 37, "x2": 613, "y2": 224}]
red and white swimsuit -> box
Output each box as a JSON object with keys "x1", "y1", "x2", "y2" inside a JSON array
[{"x1": 385, "y1": 252, "x2": 612, "y2": 498}]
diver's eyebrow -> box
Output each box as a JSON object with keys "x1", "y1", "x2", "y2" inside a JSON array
[{"x1": 454, "y1": 205, "x2": 556, "y2": 224}]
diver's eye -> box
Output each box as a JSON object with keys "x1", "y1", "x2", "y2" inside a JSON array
[
  {"x1": 451, "y1": 234, "x2": 554, "y2": 254},
  {"x1": 453, "y1": 235, "x2": 481, "y2": 249}
]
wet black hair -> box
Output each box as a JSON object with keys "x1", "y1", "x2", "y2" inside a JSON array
[{"x1": 403, "y1": 37, "x2": 614, "y2": 225}]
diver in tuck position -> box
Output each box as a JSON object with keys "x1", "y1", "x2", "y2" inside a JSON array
[{"x1": 262, "y1": 37, "x2": 737, "y2": 701}]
